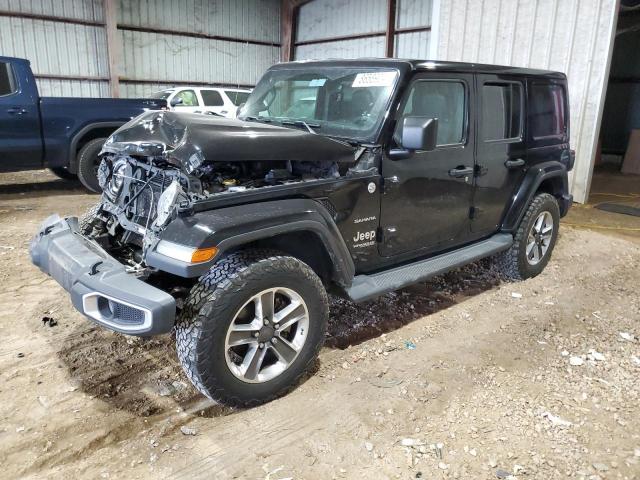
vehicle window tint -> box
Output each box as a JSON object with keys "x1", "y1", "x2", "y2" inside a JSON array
[
  {"x1": 201, "y1": 89, "x2": 224, "y2": 106},
  {"x1": 0, "y1": 62, "x2": 17, "y2": 96},
  {"x1": 482, "y1": 83, "x2": 522, "y2": 141},
  {"x1": 398, "y1": 80, "x2": 466, "y2": 146},
  {"x1": 225, "y1": 91, "x2": 250, "y2": 106},
  {"x1": 175, "y1": 89, "x2": 199, "y2": 106},
  {"x1": 530, "y1": 83, "x2": 566, "y2": 138}
]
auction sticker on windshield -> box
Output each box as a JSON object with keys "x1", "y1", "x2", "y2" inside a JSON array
[{"x1": 352, "y1": 71, "x2": 396, "y2": 88}]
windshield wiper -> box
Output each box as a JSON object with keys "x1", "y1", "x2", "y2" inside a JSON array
[
  {"x1": 279, "y1": 119, "x2": 321, "y2": 134},
  {"x1": 243, "y1": 115, "x2": 273, "y2": 123}
]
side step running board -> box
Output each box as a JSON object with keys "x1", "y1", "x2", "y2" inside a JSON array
[{"x1": 346, "y1": 233, "x2": 513, "y2": 303}]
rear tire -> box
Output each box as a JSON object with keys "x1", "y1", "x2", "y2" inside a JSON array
[
  {"x1": 175, "y1": 250, "x2": 328, "y2": 407},
  {"x1": 76, "y1": 137, "x2": 107, "y2": 193},
  {"x1": 49, "y1": 166, "x2": 77, "y2": 180},
  {"x1": 496, "y1": 193, "x2": 560, "y2": 280}
]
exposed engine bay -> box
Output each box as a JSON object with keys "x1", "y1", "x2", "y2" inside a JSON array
[{"x1": 84, "y1": 111, "x2": 376, "y2": 270}]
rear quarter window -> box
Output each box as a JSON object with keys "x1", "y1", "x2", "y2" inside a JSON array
[
  {"x1": 201, "y1": 90, "x2": 224, "y2": 107},
  {"x1": 226, "y1": 91, "x2": 250, "y2": 106},
  {"x1": 482, "y1": 82, "x2": 523, "y2": 141},
  {"x1": 0, "y1": 62, "x2": 17, "y2": 96},
  {"x1": 529, "y1": 83, "x2": 567, "y2": 140}
]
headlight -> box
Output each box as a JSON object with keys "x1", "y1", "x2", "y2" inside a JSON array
[
  {"x1": 106, "y1": 160, "x2": 127, "y2": 198},
  {"x1": 154, "y1": 180, "x2": 182, "y2": 227}
]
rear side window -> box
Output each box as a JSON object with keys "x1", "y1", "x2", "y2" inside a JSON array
[
  {"x1": 398, "y1": 80, "x2": 466, "y2": 146},
  {"x1": 529, "y1": 83, "x2": 566, "y2": 139},
  {"x1": 0, "y1": 62, "x2": 17, "y2": 96},
  {"x1": 201, "y1": 89, "x2": 224, "y2": 107},
  {"x1": 482, "y1": 83, "x2": 522, "y2": 141},
  {"x1": 226, "y1": 91, "x2": 250, "y2": 106}
]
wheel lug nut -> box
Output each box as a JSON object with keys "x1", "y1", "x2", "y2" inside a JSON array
[
  {"x1": 259, "y1": 342, "x2": 265, "y2": 349},
  {"x1": 271, "y1": 338, "x2": 278, "y2": 344},
  {"x1": 253, "y1": 332, "x2": 259, "y2": 338},
  {"x1": 263, "y1": 319, "x2": 269, "y2": 326}
]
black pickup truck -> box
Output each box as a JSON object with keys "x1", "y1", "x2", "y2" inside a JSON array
[
  {"x1": 31, "y1": 59, "x2": 574, "y2": 407},
  {"x1": 0, "y1": 56, "x2": 165, "y2": 191}
]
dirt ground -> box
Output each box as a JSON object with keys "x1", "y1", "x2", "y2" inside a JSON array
[{"x1": 0, "y1": 170, "x2": 639, "y2": 480}]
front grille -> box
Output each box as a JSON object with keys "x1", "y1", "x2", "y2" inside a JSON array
[{"x1": 131, "y1": 173, "x2": 174, "y2": 225}]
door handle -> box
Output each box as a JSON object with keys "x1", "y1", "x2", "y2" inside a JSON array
[
  {"x1": 505, "y1": 158, "x2": 525, "y2": 168},
  {"x1": 448, "y1": 166, "x2": 474, "y2": 178},
  {"x1": 7, "y1": 107, "x2": 27, "y2": 115}
]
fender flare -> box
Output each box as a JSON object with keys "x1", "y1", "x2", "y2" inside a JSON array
[
  {"x1": 500, "y1": 161, "x2": 569, "y2": 232},
  {"x1": 67, "y1": 122, "x2": 124, "y2": 173},
  {"x1": 146, "y1": 198, "x2": 356, "y2": 286}
]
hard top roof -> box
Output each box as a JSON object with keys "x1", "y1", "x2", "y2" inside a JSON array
[{"x1": 270, "y1": 58, "x2": 566, "y2": 79}]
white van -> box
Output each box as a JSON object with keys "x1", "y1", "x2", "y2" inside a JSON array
[{"x1": 151, "y1": 87, "x2": 251, "y2": 118}]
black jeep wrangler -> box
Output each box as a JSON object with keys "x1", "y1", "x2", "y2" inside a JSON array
[{"x1": 30, "y1": 59, "x2": 573, "y2": 407}]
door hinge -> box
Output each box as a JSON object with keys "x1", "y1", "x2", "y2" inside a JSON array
[{"x1": 469, "y1": 206, "x2": 476, "y2": 219}]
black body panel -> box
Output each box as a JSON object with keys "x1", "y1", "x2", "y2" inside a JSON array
[
  {"x1": 500, "y1": 160, "x2": 570, "y2": 231},
  {"x1": 151, "y1": 198, "x2": 355, "y2": 285},
  {"x1": 471, "y1": 73, "x2": 528, "y2": 237},
  {"x1": 103, "y1": 111, "x2": 358, "y2": 168},
  {"x1": 379, "y1": 72, "x2": 476, "y2": 257}
]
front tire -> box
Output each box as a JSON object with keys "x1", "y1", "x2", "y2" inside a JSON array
[
  {"x1": 175, "y1": 250, "x2": 328, "y2": 407},
  {"x1": 497, "y1": 193, "x2": 560, "y2": 280},
  {"x1": 76, "y1": 137, "x2": 107, "y2": 193}
]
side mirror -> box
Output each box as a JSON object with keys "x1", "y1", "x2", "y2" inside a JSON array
[
  {"x1": 401, "y1": 116, "x2": 438, "y2": 151},
  {"x1": 170, "y1": 97, "x2": 183, "y2": 107}
]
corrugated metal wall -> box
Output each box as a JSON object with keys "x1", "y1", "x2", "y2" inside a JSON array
[
  {"x1": 0, "y1": 0, "x2": 110, "y2": 96},
  {"x1": 294, "y1": 0, "x2": 432, "y2": 60},
  {"x1": 434, "y1": 0, "x2": 619, "y2": 203},
  {"x1": 0, "y1": 0, "x2": 280, "y2": 98},
  {"x1": 118, "y1": 0, "x2": 281, "y2": 98},
  {"x1": 395, "y1": 0, "x2": 432, "y2": 58}
]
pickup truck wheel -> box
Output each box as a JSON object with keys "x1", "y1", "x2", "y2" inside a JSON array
[
  {"x1": 76, "y1": 137, "x2": 107, "y2": 193},
  {"x1": 175, "y1": 250, "x2": 329, "y2": 407},
  {"x1": 497, "y1": 193, "x2": 560, "y2": 280},
  {"x1": 49, "y1": 166, "x2": 77, "y2": 180}
]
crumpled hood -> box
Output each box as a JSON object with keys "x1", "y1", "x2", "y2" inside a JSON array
[{"x1": 102, "y1": 110, "x2": 358, "y2": 170}]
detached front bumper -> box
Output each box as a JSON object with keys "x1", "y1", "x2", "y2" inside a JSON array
[{"x1": 29, "y1": 215, "x2": 175, "y2": 336}]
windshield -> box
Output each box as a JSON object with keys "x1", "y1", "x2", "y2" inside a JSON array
[
  {"x1": 150, "y1": 90, "x2": 173, "y2": 100},
  {"x1": 239, "y1": 67, "x2": 399, "y2": 142}
]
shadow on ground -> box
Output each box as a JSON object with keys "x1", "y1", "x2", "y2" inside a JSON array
[
  {"x1": 54, "y1": 259, "x2": 502, "y2": 417},
  {"x1": 0, "y1": 178, "x2": 88, "y2": 198},
  {"x1": 327, "y1": 258, "x2": 503, "y2": 348}
]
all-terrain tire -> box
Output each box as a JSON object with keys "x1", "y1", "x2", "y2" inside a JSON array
[
  {"x1": 496, "y1": 193, "x2": 560, "y2": 280},
  {"x1": 49, "y1": 166, "x2": 77, "y2": 180},
  {"x1": 76, "y1": 137, "x2": 107, "y2": 193},
  {"x1": 175, "y1": 249, "x2": 329, "y2": 407}
]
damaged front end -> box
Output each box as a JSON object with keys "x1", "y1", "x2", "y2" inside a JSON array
[{"x1": 87, "y1": 110, "x2": 365, "y2": 271}]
